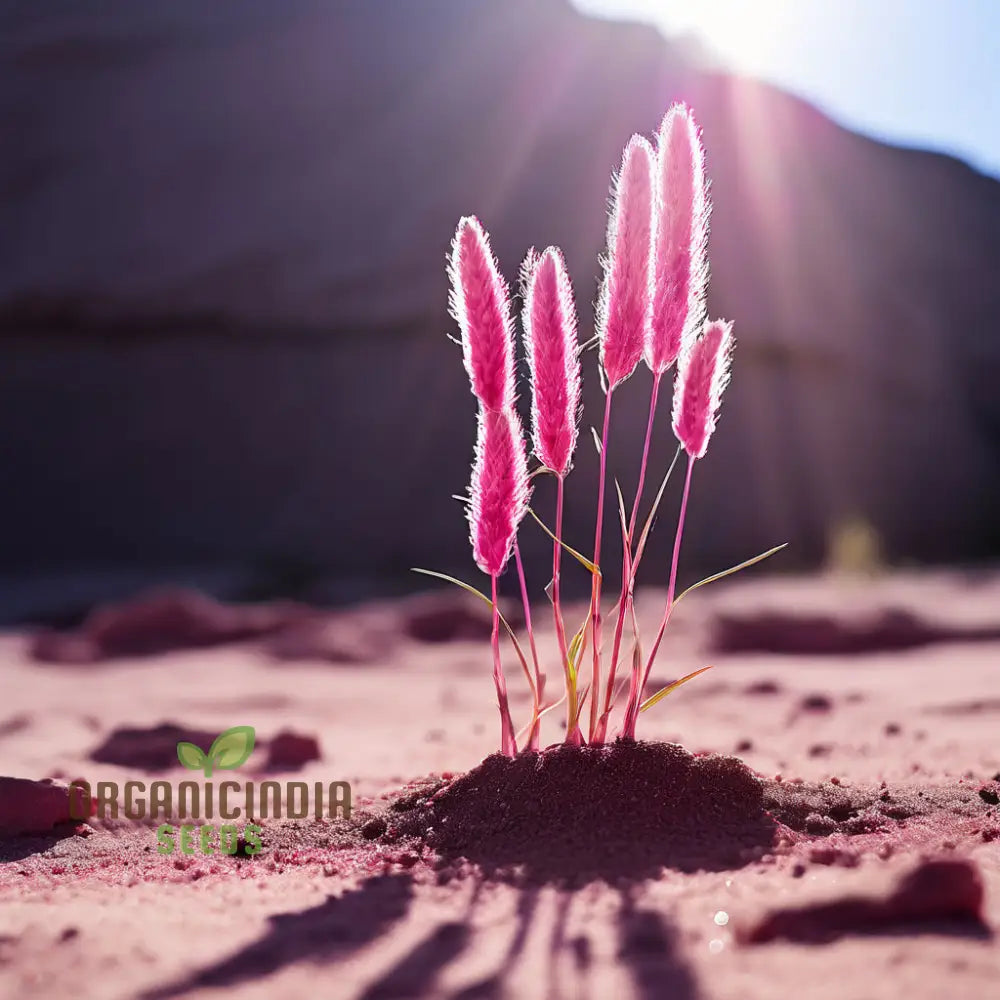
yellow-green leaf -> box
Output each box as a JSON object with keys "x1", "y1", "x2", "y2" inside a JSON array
[
  {"x1": 527, "y1": 510, "x2": 600, "y2": 576},
  {"x1": 410, "y1": 568, "x2": 537, "y2": 699},
  {"x1": 640, "y1": 666, "x2": 714, "y2": 712},
  {"x1": 672, "y1": 544, "x2": 788, "y2": 606}
]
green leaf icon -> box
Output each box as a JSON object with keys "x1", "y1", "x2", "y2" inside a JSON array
[
  {"x1": 177, "y1": 742, "x2": 208, "y2": 772},
  {"x1": 206, "y1": 725, "x2": 256, "y2": 776}
]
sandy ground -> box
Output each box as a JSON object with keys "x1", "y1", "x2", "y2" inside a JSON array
[{"x1": 2, "y1": 569, "x2": 1000, "y2": 999}]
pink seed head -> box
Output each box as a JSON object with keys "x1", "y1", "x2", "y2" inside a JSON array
[
  {"x1": 647, "y1": 103, "x2": 710, "y2": 375},
  {"x1": 521, "y1": 247, "x2": 581, "y2": 477},
  {"x1": 469, "y1": 406, "x2": 531, "y2": 576},
  {"x1": 448, "y1": 216, "x2": 517, "y2": 411},
  {"x1": 672, "y1": 319, "x2": 734, "y2": 459},
  {"x1": 597, "y1": 135, "x2": 655, "y2": 390}
]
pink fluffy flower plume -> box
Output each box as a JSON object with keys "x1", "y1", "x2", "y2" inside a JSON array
[
  {"x1": 647, "y1": 104, "x2": 710, "y2": 374},
  {"x1": 597, "y1": 135, "x2": 655, "y2": 389},
  {"x1": 467, "y1": 404, "x2": 529, "y2": 758},
  {"x1": 448, "y1": 216, "x2": 517, "y2": 411},
  {"x1": 521, "y1": 247, "x2": 581, "y2": 476},
  {"x1": 468, "y1": 407, "x2": 530, "y2": 576},
  {"x1": 673, "y1": 319, "x2": 734, "y2": 459}
]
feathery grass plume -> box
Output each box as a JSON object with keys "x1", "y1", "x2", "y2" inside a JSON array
[
  {"x1": 449, "y1": 216, "x2": 517, "y2": 411},
  {"x1": 588, "y1": 135, "x2": 654, "y2": 740},
  {"x1": 672, "y1": 319, "x2": 734, "y2": 459},
  {"x1": 521, "y1": 247, "x2": 581, "y2": 476},
  {"x1": 521, "y1": 245, "x2": 583, "y2": 743},
  {"x1": 469, "y1": 405, "x2": 530, "y2": 757},
  {"x1": 602, "y1": 111, "x2": 708, "y2": 739},
  {"x1": 620, "y1": 318, "x2": 736, "y2": 739},
  {"x1": 646, "y1": 104, "x2": 710, "y2": 375},
  {"x1": 596, "y1": 135, "x2": 655, "y2": 388},
  {"x1": 469, "y1": 406, "x2": 531, "y2": 577}
]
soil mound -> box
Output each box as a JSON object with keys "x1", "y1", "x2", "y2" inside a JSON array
[{"x1": 395, "y1": 741, "x2": 774, "y2": 882}]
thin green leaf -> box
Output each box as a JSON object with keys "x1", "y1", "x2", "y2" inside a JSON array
[
  {"x1": 515, "y1": 692, "x2": 568, "y2": 744},
  {"x1": 411, "y1": 567, "x2": 494, "y2": 607},
  {"x1": 590, "y1": 426, "x2": 603, "y2": 456},
  {"x1": 629, "y1": 444, "x2": 682, "y2": 587},
  {"x1": 410, "y1": 568, "x2": 537, "y2": 700},
  {"x1": 566, "y1": 605, "x2": 591, "y2": 674},
  {"x1": 527, "y1": 509, "x2": 601, "y2": 576},
  {"x1": 640, "y1": 666, "x2": 714, "y2": 712},
  {"x1": 672, "y1": 543, "x2": 789, "y2": 606},
  {"x1": 566, "y1": 623, "x2": 588, "y2": 689},
  {"x1": 613, "y1": 479, "x2": 630, "y2": 550},
  {"x1": 569, "y1": 682, "x2": 592, "y2": 733},
  {"x1": 566, "y1": 630, "x2": 582, "y2": 682}
]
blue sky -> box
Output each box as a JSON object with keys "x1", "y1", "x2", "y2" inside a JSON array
[{"x1": 573, "y1": 0, "x2": 1000, "y2": 178}]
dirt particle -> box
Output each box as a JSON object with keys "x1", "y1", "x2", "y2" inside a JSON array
[
  {"x1": 804, "y1": 812, "x2": 837, "y2": 835},
  {"x1": 744, "y1": 680, "x2": 781, "y2": 696},
  {"x1": 266, "y1": 730, "x2": 321, "y2": 771},
  {"x1": 801, "y1": 694, "x2": 833, "y2": 712},
  {"x1": 361, "y1": 817, "x2": 388, "y2": 840},
  {"x1": 808, "y1": 846, "x2": 859, "y2": 867}
]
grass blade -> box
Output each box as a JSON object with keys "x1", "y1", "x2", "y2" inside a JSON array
[
  {"x1": 613, "y1": 479, "x2": 631, "y2": 550},
  {"x1": 639, "y1": 665, "x2": 714, "y2": 712},
  {"x1": 672, "y1": 543, "x2": 788, "y2": 606},
  {"x1": 411, "y1": 568, "x2": 537, "y2": 699},
  {"x1": 629, "y1": 444, "x2": 682, "y2": 587},
  {"x1": 528, "y1": 509, "x2": 601, "y2": 576},
  {"x1": 569, "y1": 682, "x2": 592, "y2": 734},
  {"x1": 515, "y1": 692, "x2": 568, "y2": 744}
]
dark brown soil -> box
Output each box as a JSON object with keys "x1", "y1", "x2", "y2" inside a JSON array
[
  {"x1": 763, "y1": 776, "x2": 1000, "y2": 835},
  {"x1": 384, "y1": 741, "x2": 774, "y2": 883}
]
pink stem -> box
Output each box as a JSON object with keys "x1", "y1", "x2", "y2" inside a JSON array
[
  {"x1": 598, "y1": 373, "x2": 662, "y2": 741},
  {"x1": 588, "y1": 390, "x2": 614, "y2": 741},
  {"x1": 513, "y1": 542, "x2": 543, "y2": 750},
  {"x1": 628, "y1": 372, "x2": 661, "y2": 541},
  {"x1": 622, "y1": 453, "x2": 695, "y2": 738},
  {"x1": 553, "y1": 475, "x2": 583, "y2": 746},
  {"x1": 491, "y1": 573, "x2": 518, "y2": 757}
]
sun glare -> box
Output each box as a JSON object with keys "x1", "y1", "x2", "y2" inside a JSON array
[{"x1": 573, "y1": 0, "x2": 796, "y2": 73}]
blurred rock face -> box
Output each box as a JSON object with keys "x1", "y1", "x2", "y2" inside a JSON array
[{"x1": 0, "y1": 0, "x2": 998, "y2": 605}]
